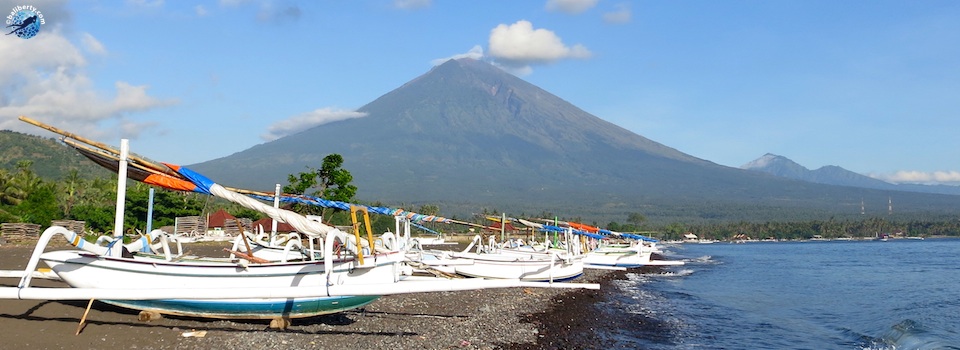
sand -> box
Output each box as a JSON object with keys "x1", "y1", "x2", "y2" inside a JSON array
[{"x1": 0, "y1": 242, "x2": 618, "y2": 350}]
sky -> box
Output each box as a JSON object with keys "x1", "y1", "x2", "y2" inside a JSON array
[{"x1": 2, "y1": 0, "x2": 960, "y2": 185}]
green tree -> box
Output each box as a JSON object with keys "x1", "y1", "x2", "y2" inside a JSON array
[
  {"x1": 627, "y1": 212, "x2": 647, "y2": 228},
  {"x1": 0, "y1": 161, "x2": 61, "y2": 225},
  {"x1": 12, "y1": 182, "x2": 61, "y2": 226},
  {"x1": 71, "y1": 205, "x2": 115, "y2": 234},
  {"x1": 124, "y1": 183, "x2": 205, "y2": 233},
  {"x1": 58, "y1": 168, "x2": 84, "y2": 218},
  {"x1": 283, "y1": 154, "x2": 357, "y2": 217},
  {"x1": 13, "y1": 160, "x2": 42, "y2": 193},
  {"x1": 0, "y1": 168, "x2": 26, "y2": 206},
  {"x1": 417, "y1": 204, "x2": 440, "y2": 216},
  {"x1": 663, "y1": 222, "x2": 687, "y2": 240}
]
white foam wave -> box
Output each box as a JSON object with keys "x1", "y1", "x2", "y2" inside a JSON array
[{"x1": 685, "y1": 255, "x2": 715, "y2": 264}]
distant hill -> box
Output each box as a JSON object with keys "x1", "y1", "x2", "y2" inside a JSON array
[
  {"x1": 741, "y1": 153, "x2": 960, "y2": 196},
  {"x1": 185, "y1": 58, "x2": 960, "y2": 223},
  {"x1": 0, "y1": 130, "x2": 112, "y2": 180}
]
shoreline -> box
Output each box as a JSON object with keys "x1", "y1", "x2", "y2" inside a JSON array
[{"x1": 0, "y1": 244, "x2": 616, "y2": 349}]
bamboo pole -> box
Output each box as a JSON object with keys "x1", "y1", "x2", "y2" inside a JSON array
[
  {"x1": 63, "y1": 139, "x2": 169, "y2": 177},
  {"x1": 23, "y1": 115, "x2": 498, "y2": 232},
  {"x1": 237, "y1": 221, "x2": 257, "y2": 263},
  {"x1": 75, "y1": 298, "x2": 95, "y2": 335},
  {"x1": 19, "y1": 116, "x2": 181, "y2": 178}
]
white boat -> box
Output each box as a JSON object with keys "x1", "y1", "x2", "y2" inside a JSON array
[
  {"x1": 38, "y1": 238, "x2": 401, "y2": 319},
  {"x1": 515, "y1": 218, "x2": 683, "y2": 268},
  {"x1": 3, "y1": 118, "x2": 600, "y2": 322},
  {"x1": 412, "y1": 234, "x2": 584, "y2": 282},
  {"x1": 449, "y1": 245, "x2": 584, "y2": 282},
  {"x1": 583, "y1": 243, "x2": 650, "y2": 268},
  {"x1": 583, "y1": 241, "x2": 684, "y2": 268}
]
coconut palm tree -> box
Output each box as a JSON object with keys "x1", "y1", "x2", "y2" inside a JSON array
[
  {"x1": 58, "y1": 168, "x2": 85, "y2": 219},
  {"x1": 0, "y1": 169, "x2": 26, "y2": 206}
]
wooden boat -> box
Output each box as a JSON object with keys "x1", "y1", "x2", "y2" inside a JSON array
[
  {"x1": 450, "y1": 250, "x2": 583, "y2": 281},
  {"x1": 519, "y1": 218, "x2": 685, "y2": 268},
  {"x1": 38, "y1": 246, "x2": 397, "y2": 319},
  {"x1": 2, "y1": 116, "x2": 599, "y2": 321},
  {"x1": 583, "y1": 242, "x2": 653, "y2": 268},
  {"x1": 413, "y1": 234, "x2": 584, "y2": 282},
  {"x1": 583, "y1": 241, "x2": 684, "y2": 268}
]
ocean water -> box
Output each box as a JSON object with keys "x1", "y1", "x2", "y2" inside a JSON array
[{"x1": 599, "y1": 238, "x2": 960, "y2": 350}]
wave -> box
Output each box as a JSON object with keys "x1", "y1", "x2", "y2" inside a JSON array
[
  {"x1": 859, "y1": 319, "x2": 960, "y2": 350},
  {"x1": 648, "y1": 268, "x2": 694, "y2": 277},
  {"x1": 685, "y1": 255, "x2": 716, "y2": 264}
]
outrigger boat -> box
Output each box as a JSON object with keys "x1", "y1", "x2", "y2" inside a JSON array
[
  {"x1": 582, "y1": 240, "x2": 684, "y2": 268},
  {"x1": 409, "y1": 220, "x2": 588, "y2": 281},
  {"x1": 0, "y1": 116, "x2": 598, "y2": 323},
  {"x1": 519, "y1": 218, "x2": 685, "y2": 268},
  {"x1": 433, "y1": 234, "x2": 584, "y2": 282}
]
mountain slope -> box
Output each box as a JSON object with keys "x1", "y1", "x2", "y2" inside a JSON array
[
  {"x1": 0, "y1": 130, "x2": 112, "y2": 180},
  {"x1": 188, "y1": 59, "x2": 960, "y2": 222},
  {"x1": 192, "y1": 59, "x2": 729, "y2": 199},
  {"x1": 742, "y1": 153, "x2": 960, "y2": 195}
]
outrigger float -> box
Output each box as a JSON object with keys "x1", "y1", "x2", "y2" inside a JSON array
[{"x1": 0, "y1": 116, "x2": 598, "y2": 325}]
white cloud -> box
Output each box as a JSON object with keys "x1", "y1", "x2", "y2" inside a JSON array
[
  {"x1": 394, "y1": 0, "x2": 431, "y2": 10},
  {"x1": 871, "y1": 170, "x2": 960, "y2": 185},
  {"x1": 81, "y1": 32, "x2": 107, "y2": 55},
  {"x1": 261, "y1": 108, "x2": 368, "y2": 141},
  {"x1": 603, "y1": 3, "x2": 631, "y2": 24},
  {"x1": 195, "y1": 5, "x2": 208, "y2": 16},
  {"x1": 545, "y1": 0, "x2": 598, "y2": 14},
  {"x1": 0, "y1": 23, "x2": 174, "y2": 141},
  {"x1": 430, "y1": 45, "x2": 484, "y2": 66},
  {"x1": 488, "y1": 20, "x2": 592, "y2": 65}
]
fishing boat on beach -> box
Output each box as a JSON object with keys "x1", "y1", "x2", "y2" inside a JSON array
[
  {"x1": 408, "y1": 233, "x2": 585, "y2": 282},
  {"x1": 0, "y1": 116, "x2": 599, "y2": 323},
  {"x1": 452, "y1": 235, "x2": 584, "y2": 281},
  {"x1": 524, "y1": 219, "x2": 685, "y2": 268},
  {"x1": 582, "y1": 240, "x2": 684, "y2": 268}
]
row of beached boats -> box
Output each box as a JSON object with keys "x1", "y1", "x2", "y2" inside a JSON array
[{"x1": 0, "y1": 116, "x2": 684, "y2": 327}]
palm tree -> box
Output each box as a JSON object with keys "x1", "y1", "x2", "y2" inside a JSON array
[
  {"x1": 0, "y1": 168, "x2": 26, "y2": 206},
  {"x1": 59, "y1": 169, "x2": 85, "y2": 219},
  {"x1": 12, "y1": 160, "x2": 42, "y2": 194}
]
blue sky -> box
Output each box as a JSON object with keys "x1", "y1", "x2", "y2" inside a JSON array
[{"x1": 2, "y1": 0, "x2": 959, "y2": 185}]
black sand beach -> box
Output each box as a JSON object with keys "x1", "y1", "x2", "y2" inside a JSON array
[{"x1": 0, "y1": 243, "x2": 619, "y2": 349}]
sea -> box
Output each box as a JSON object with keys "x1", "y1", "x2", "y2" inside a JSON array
[{"x1": 597, "y1": 238, "x2": 960, "y2": 350}]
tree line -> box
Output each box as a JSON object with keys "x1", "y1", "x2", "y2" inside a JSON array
[
  {"x1": 604, "y1": 215, "x2": 960, "y2": 241},
  {"x1": 3, "y1": 156, "x2": 960, "y2": 241},
  {"x1": 0, "y1": 155, "x2": 410, "y2": 238}
]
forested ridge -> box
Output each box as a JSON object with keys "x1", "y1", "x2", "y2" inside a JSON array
[{"x1": 1, "y1": 129, "x2": 959, "y2": 240}]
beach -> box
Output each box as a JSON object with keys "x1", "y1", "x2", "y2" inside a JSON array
[{"x1": 0, "y1": 243, "x2": 617, "y2": 350}]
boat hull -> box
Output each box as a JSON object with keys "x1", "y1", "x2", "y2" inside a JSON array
[
  {"x1": 583, "y1": 249, "x2": 650, "y2": 268},
  {"x1": 103, "y1": 295, "x2": 379, "y2": 319},
  {"x1": 582, "y1": 242, "x2": 684, "y2": 268},
  {"x1": 450, "y1": 252, "x2": 583, "y2": 282},
  {"x1": 40, "y1": 250, "x2": 399, "y2": 318}
]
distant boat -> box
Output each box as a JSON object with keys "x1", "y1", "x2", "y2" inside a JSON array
[{"x1": 418, "y1": 235, "x2": 584, "y2": 282}]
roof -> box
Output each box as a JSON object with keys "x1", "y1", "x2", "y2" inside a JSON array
[
  {"x1": 252, "y1": 217, "x2": 296, "y2": 233},
  {"x1": 486, "y1": 221, "x2": 518, "y2": 232},
  {"x1": 206, "y1": 209, "x2": 237, "y2": 228}
]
